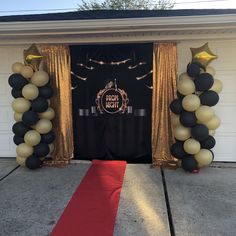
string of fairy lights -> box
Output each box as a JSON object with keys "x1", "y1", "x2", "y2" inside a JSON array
[{"x1": 72, "y1": 58, "x2": 153, "y2": 83}]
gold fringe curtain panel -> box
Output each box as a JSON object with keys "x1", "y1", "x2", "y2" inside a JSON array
[
  {"x1": 152, "y1": 43, "x2": 178, "y2": 168},
  {"x1": 41, "y1": 45, "x2": 74, "y2": 166}
]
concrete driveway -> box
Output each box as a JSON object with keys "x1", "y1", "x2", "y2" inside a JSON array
[{"x1": 0, "y1": 158, "x2": 235, "y2": 236}]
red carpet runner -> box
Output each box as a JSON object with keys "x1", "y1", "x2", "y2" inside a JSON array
[{"x1": 51, "y1": 160, "x2": 127, "y2": 236}]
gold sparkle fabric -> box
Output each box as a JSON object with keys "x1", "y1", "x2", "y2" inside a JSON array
[
  {"x1": 40, "y1": 45, "x2": 74, "y2": 166},
  {"x1": 152, "y1": 43, "x2": 178, "y2": 168}
]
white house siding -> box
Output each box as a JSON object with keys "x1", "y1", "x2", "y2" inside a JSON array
[
  {"x1": 0, "y1": 46, "x2": 27, "y2": 157},
  {"x1": 178, "y1": 40, "x2": 236, "y2": 162},
  {"x1": 0, "y1": 41, "x2": 235, "y2": 162}
]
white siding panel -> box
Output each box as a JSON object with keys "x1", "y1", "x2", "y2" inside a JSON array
[{"x1": 0, "y1": 46, "x2": 27, "y2": 157}]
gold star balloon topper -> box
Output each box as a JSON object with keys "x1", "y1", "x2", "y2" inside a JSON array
[
  {"x1": 190, "y1": 43, "x2": 217, "y2": 68},
  {"x1": 23, "y1": 44, "x2": 43, "y2": 71}
]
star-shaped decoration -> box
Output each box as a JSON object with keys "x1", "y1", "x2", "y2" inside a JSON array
[
  {"x1": 23, "y1": 44, "x2": 43, "y2": 71},
  {"x1": 190, "y1": 43, "x2": 217, "y2": 68}
]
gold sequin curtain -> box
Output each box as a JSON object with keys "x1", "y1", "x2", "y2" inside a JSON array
[
  {"x1": 41, "y1": 45, "x2": 73, "y2": 166},
  {"x1": 152, "y1": 43, "x2": 178, "y2": 168}
]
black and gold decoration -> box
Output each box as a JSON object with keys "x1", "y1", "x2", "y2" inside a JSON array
[
  {"x1": 9, "y1": 44, "x2": 55, "y2": 169},
  {"x1": 170, "y1": 43, "x2": 222, "y2": 172},
  {"x1": 70, "y1": 44, "x2": 153, "y2": 163}
]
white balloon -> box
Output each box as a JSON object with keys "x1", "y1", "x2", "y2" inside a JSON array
[
  {"x1": 206, "y1": 66, "x2": 216, "y2": 76},
  {"x1": 12, "y1": 62, "x2": 24, "y2": 74},
  {"x1": 35, "y1": 119, "x2": 53, "y2": 134},
  {"x1": 14, "y1": 112, "x2": 23, "y2": 122},
  {"x1": 21, "y1": 65, "x2": 34, "y2": 79},
  {"x1": 12, "y1": 98, "x2": 31, "y2": 113},
  {"x1": 31, "y1": 71, "x2": 49, "y2": 87},
  {"x1": 210, "y1": 79, "x2": 223, "y2": 93},
  {"x1": 39, "y1": 107, "x2": 55, "y2": 120},
  {"x1": 195, "y1": 106, "x2": 215, "y2": 122},
  {"x1": 179, "y1": 72, "x2": 192, "y2": 81},
  {"x1": 182, "y1": 94, "x2": 200, "y2": 112},
  {"x1": 22, "y1": 83, "x2": 39, "y2": 100},
  {"x1": 16, "y1": 156, "x2": 27, "y2": 166},
  {"x1": 177, "y1": 79, "x2": 195, "y2": 95},
  {"x1": 16, "y1": 143, "x2": 33, "y2": 158}
]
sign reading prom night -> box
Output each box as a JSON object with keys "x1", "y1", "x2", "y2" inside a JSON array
[{"x1": 96, "y1": 80, "x2": 129, "y2": 114}]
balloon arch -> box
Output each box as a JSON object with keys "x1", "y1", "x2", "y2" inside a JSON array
[{"x1": 170, "y1": 43, "x2": 223, "y2": 172}]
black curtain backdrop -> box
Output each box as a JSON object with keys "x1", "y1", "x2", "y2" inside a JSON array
[{"x1": 70, "y1": 43, "x2": 153, "y2": 163}]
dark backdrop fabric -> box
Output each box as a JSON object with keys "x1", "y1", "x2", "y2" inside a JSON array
[{"x1": 70, "y1": 43, "x2": 153, "y2": 163}]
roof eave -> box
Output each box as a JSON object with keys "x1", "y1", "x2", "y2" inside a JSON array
[{"x1": 1, "y1": 14, "x2": 236, "y2": 44}]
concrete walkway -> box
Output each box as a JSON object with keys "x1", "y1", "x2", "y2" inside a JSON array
[{"x1": 0, "y1": 159, "x2": 236, "y2": 236}]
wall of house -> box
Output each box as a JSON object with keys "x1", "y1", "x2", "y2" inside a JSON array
[
  {"x1": 0, "y1": 41, "x2": 235, "y2": 162},
  {"x1": 178, "y1": 40, "x2": 236, "y2": 162},
  {"x1": 0, "y1": 46, "x2": 27, "y2": 157}
]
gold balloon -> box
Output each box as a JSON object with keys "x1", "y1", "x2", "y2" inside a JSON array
[
  {"x1": 12, "y1": 98, "x2": 31, "y2": 113},
  {"x1": 204, "y1": 115, "x2": 221, "y2": 130},
  {"x1": 22, "y1": 83, "x2": 39, "y2": 100},
  {"x1": 21, "y1": 65, "x2": 34, "y2": 79},
  {"x1": 179, "y1": 72, "x2": 192, "y2": 80},
  {"x1": 174, "y1": 125, "x2": 191, "y2": 141},
  {"x1": 177, "y1": 79, "x2": 195, "y2": 95},
  {"x1": 24, "y1": 130, "x2": 41, "y2": 146},
  {"x1": 210, "y1": 79, "x2": 223, "y2": 93},
  {"x1": 12, "y1": 62, "x2": 24, "y2": 74},
  {"x1": 195, "y1": 106, "x2": 214, "y2": 122},
  {"x1": 171, "y1": 113, "x2": 180, "y2": 127},
  {"x1": 35, "y1": 119, "x2": 52, "y2": 134},
  {"x1": 16, "y1": 156, "x2": 27, "y2": 166},
  {"x1": 14, "y1": 112, "x2": 23, "y2": 122},
  {"x1": 191, "y1": 43, "x2": 217, "y2": 68},
  {"x1": 49, "y1": 143, "x2": 55, "y2": 154},
  {"x1": 23, "y1": 44, "x2": 43, "y2": 71},
  {"x1": 182, "y1": 94, "x2": 200, "y2": 112},
  {"x1": 16, "y1": 143, "x2": 33, "y2": 158},
  {"x1": 31, "y1": 71, "x2": 49, "y2": 87},
  {"x1": 205, "y1": 66, "x2": 216, "y2": 76},
  {"x1": 209, "y1": 130, "x2": 216, "y2": 136},
  {"x1": 184, "y1": 138, "x2": 201, "y2": 155},
  {"x1": 195, "y1": 149, "x2": 213, "y2": 167},
  {"x1": 39, "y1": 107, "x2": 55, "y2": 120}
]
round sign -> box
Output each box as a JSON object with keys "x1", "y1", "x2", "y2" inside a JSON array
[{"x1": 101, "y1": 88, "x2": 123, "y2": 114}]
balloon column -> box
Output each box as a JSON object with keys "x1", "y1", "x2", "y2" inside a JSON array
[
  {"x1": 9, "y1": 44, "x2": 55, "y2": 169},
  {"x1": 170, "y1": 43, "x2": 222, "y2": 172}
]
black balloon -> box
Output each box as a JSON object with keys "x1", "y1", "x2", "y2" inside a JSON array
[
  {"x1": 13, "y1": 135, "x2": 24, "y2": 145},
  {"x1": 31, "y1": 97, "x2": 48, "y2": 113},
  {"x1": 22, "y1": 111, "x2": 39, "y2": 126},
  {"x1": 200, "y1": 135, "x2": 216, "y2": 149},
  {"x1": 34, "y1": 143, "x2": 49, "y2": 157},
  {"x1": 191, "y1": 124, "x2": 209, "y2": 141},
  {"x1": 181, "y1": 156, "x2": 198, "y2": 172},
  {"x1": 11, "y1": 89, "x2": 22, "y2": 98},
  {"x1": 170, "y1": 141, "x2": 187, "y2": 159},
  {"x1": 25, "y1": 155, "x2": 41, "y2": 169},
  {"x1": 200, "y1": 90, "x2": 219, "y2": 106},
  {"x1": 187, "y1": 62, "x2": 201, "y2": 77},
  {"x1": 41, "y1": 131, "x2": 55, "y2": 144},
  {"x1": 210, "y1": 150, "x2": 215, "y2": 160},
  {"x1": 8, "y1": 74, "x2": 28, "y2": 90},
  {"x1": 177, "y1": 91, "x2": 185, "y2": 99},
  {"x1": 194, "y1": 73, "x2": 214, "y2": 91},
  {"x1": 12, "y1": 122, "x2": 30, "y2": 137},
  {"x1": 39, "y1": 85, "x2": 53, "y2": 99},
  {"x1": 170, "y1": 99, "x2": 184, "y2": 114},
  {"x1": 180, "y1": 111, "x2": 197, "y2": 127}
]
